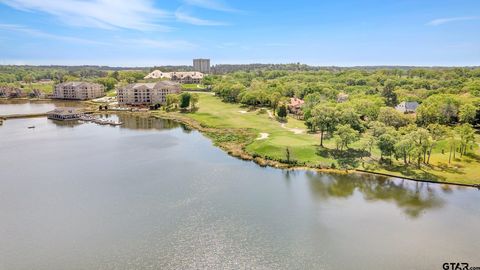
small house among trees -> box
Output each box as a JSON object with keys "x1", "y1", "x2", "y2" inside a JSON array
[
  {"x1": 395, "y1": 101, "x2": 419, "y2": 114},
  {"x1": 287, "y1": 97, "x2": 304, "y2": 115}
]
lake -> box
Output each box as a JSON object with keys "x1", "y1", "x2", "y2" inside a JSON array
[
  {"x1": 0, "y1": 103, "x2": 479, "y2": 270},
  {"x1": 0, "y1": 99, "x2": 83, "y2": 115}
]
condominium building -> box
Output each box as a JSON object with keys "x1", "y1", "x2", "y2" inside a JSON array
[
  {"x1": 171, "y1": 72, "x2": 204, "y2": 84},
  {"x1": 117, "y1": 81, "x2": 181, "y2": 105},
  {"x1": 144, "y1": 71, "x2": 204, "y2": 84},
  {"x1": 53, "y1": 82, "x2": 105, "y2": 100},
  {"x1": 193, "y1": 59, "x2": 210, "y2": 73},
  {"x1": 0, "y1": 86, "x2": 25, "y2": 98}
]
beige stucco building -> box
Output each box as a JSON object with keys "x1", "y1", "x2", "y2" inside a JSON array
[
  {"x1": 53, "y1": 82, "x2": 105, "y2": 100},
  {"x1": 117, "y1": 81, "x2": 181, "y2": 105},
  {"x1": 144, "y1": 71, "x2": 204, "y2": 84}
]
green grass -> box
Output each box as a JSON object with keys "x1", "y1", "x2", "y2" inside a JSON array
[
  {"x1": 105, "y1": 89, "x2": 117, "y2": 97},
  {"x1": 181, "y1": 94, "x2": 480, "y2": 185},
  {"x1": 22, "y1": 82, "x2": 55, "y2": 94},
  {"x1": 181, "y1": 84, "x2": 206, "y2": 90}
]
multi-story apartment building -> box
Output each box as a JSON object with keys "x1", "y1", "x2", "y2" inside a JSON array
[
  {"x1": 144, "y1": 71, "x2": 204, "y2": 84},
  {"x1": 193, "y1": 59, "x2": 210, "y2": 73},
  {"x1": 170, "y1": 72, "x2": 204, "y2": 84},
  {"x1": 53, "y1": 82, "x2": 104, "y2": 100},
  {"x1": 117, "y1": 81, "x2": 181, "y2": 106},
  {"x1": 0, "y1": 86, "x2": 25, "y2": 98}
]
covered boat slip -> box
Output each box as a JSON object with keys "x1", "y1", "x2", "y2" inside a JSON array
[{"x1": 47, "y1": 107, "x2": 82, "y2": 121}]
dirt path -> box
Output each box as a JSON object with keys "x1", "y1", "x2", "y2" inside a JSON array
[{"x1": 280, "y1": 123, "x2": 304, "y2": 134}]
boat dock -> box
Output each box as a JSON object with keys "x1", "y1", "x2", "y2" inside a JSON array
[{"x1": 79, "y1": 115, "x2": 123, "y2": 126}]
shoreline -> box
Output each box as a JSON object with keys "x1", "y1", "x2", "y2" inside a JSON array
[
  {"x1": 1, "y1": 103, "x2": 479, "y2": 189},
  {"x1": 149, "y1": 111, "x2": 480, "y2": 189}
]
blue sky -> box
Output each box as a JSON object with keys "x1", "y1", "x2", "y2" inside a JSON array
[{"x1": 0, "y1": 0, "x2": 479, "y2": 66}]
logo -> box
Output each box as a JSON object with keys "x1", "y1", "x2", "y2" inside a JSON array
[{"x1": 443, "y1": 263, "x2": 480, "y2": 270}]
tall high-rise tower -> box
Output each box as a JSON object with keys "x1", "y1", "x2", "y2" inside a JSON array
[{"x1": 193, "y1": 59, "x2": 211, "y2": 74}]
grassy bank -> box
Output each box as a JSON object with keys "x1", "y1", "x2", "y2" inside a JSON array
[{"x1": 156, "y1": 93, "x2": 480, "y2": 185}]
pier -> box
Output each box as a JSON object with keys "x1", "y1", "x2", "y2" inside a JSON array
[{"x1": 79, "y1": 115, "x2": 123, "y2": 126}]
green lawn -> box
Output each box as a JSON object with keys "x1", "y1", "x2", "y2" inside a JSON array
[
  {"x1": 181, "y1": 94, "x2": 480, "y2": 185},
  {"x1": 22, "y1": 82, "x2": 55, "y2": 94},
  {"x1": 181, "y1": 84, "x2": 206, "y2": 90}
]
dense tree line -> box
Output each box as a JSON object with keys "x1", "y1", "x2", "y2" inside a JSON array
[{"x1": 210, "y1": 68, "x2": 480, "y2": 168}]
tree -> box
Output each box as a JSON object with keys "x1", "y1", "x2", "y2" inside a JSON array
[
  {"x1": 96, "y1": 77, "x2": 117, "y2": 91},
  {"x1": 416, "y1": 94, "x2": 461, "y2": 125},
  {"x1": 277, "y1": 104, "x2": 288, "y2": 118},
  {"x1": 166, "y1": 94, "x2": 179, "y2": 110},
  {"x1": 179, "y1": 92, "x2": 191, "y2": 109},
  {"x1": 190, "y1": 93, "x2": 199, "y2": 109},
  {"x1": 459, "y1": 103, "x2": 477, "y2": 124},
  {"x1": 455, "y1": 124, "x2": 476, "y2": 157},
  {"x1": 337, "y1": 105, "x2": 364, "y2": 132},
  {"x1": 23, "y1": 74, "x2": 34, "y2": 85},
  {"x1": 269, "y1": 92, "x2": 282, "y2": 115},
  {"x1": 378, "y1": 133, "x2": 396, "y2": 160},
  {"x1": 382, "y1": 80, "x2": 398, "y2": 107},
  {"x1": 395, "y1": 135, "x2": 415, "y2": 164},
  {"x1": 426, "y1": 124, "x2": 448, "y2": 163},
  {"x1": 285, "y1": 147, "x2": 291, "y2": 164},
  {"x1": 363, "y1": 134, "x2": 376, "y2": 155},
  {"x1": 333, "y1": 124, "x2": 360, "y2": 150},
  {"x1": 377, "y1": 107, "x2": 410, "y2": 129},
  {"x1": 409, "y1": 127, "x2": 432, "y2": 165},
  {"x1": 110, "y1": 71, "x2": 120, "y2": 81},
  {"x1": 311, "y1": 104, "x2": 338, "y2": 147},
  {"x1": 368, "y1": 121, "x2": 388, "y2": 137},
  {"x1": 446, "y1": 129, "x2": 457, "y2": 164}
]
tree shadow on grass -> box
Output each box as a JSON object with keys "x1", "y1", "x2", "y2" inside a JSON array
[
  {"x1": 316, "y1": 147, "x2": 370, "y2": 159},
  {"x1": 378, "y1": 163, "x2": 447, "y2": 182},
  {"x1": 435, "y1": 162, "x2": 466, "y2": 175},
  {"x1": 316, "y1": 147, "x2": 370, "y2": 169},
  {"x1": 463, "y1": 152, "x2": 480, "y2": 162}
]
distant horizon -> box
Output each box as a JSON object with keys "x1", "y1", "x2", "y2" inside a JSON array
[{"x1": 0, "y1": 62, "x2": 479, "y2": 69}]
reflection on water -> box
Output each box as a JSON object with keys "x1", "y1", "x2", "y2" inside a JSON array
[
  {"x1": 49, "y1": 119, "x2": 83, "y2": 128},
  {"x1": 48, "y1": 114, "x2": 182, "y2": 131},
  {"x1": 305, "y1": 171, "x2": 444, "y2": 218},
  {"x1": 115, "y1": 114, "x2": 180, "y2": 130}
]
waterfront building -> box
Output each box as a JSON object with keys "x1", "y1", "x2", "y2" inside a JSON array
[
  {"x1": 47, "y1": 107, "x2": 82, "y2": 120},
  {"x1": 117, "y1": 81, "x2": 181, "y2": 106},
  {"x1": 193, "y1": 59, "x2": 211, "y2": 73},
  {"x1": 0, "y1": 86, "x2": 25, "y2": 98},
  {"x1": 395, "y1": 101, "x2": 419, "y2": 114},
  {"x1": 53, "y1": 82, "x2": 105, "y2": 100}
]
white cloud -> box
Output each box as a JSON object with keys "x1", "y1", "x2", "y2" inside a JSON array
[
  {"x1": 0, "y1": 23, "x2": 109, "y2": 45},
  {"x1": 175, "y1": 8, "x2": 227, "y2": 26},
  {"x1": 124, "y1": 38, "x2": 197, "y2": 50},
  {"x1": 183, "y1": 0, "x2": 239, "y2": 12},
  {"x1": 0, "y1": 0, "x2": 171, "y2": 31},
  {"x1": 427, "y1": 16, "x2": 478, "y2": 26},
  {"x1": 0, "y1": 23, "x2": 197, "y2": 51}
]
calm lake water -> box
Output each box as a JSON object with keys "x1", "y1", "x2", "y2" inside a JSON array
[
  {"x1": 0, "y1": 103, "x2": 479, "y2": 270},
  {"x1": 0, "y1": 99, "x2": 83, "y2": 115}
]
